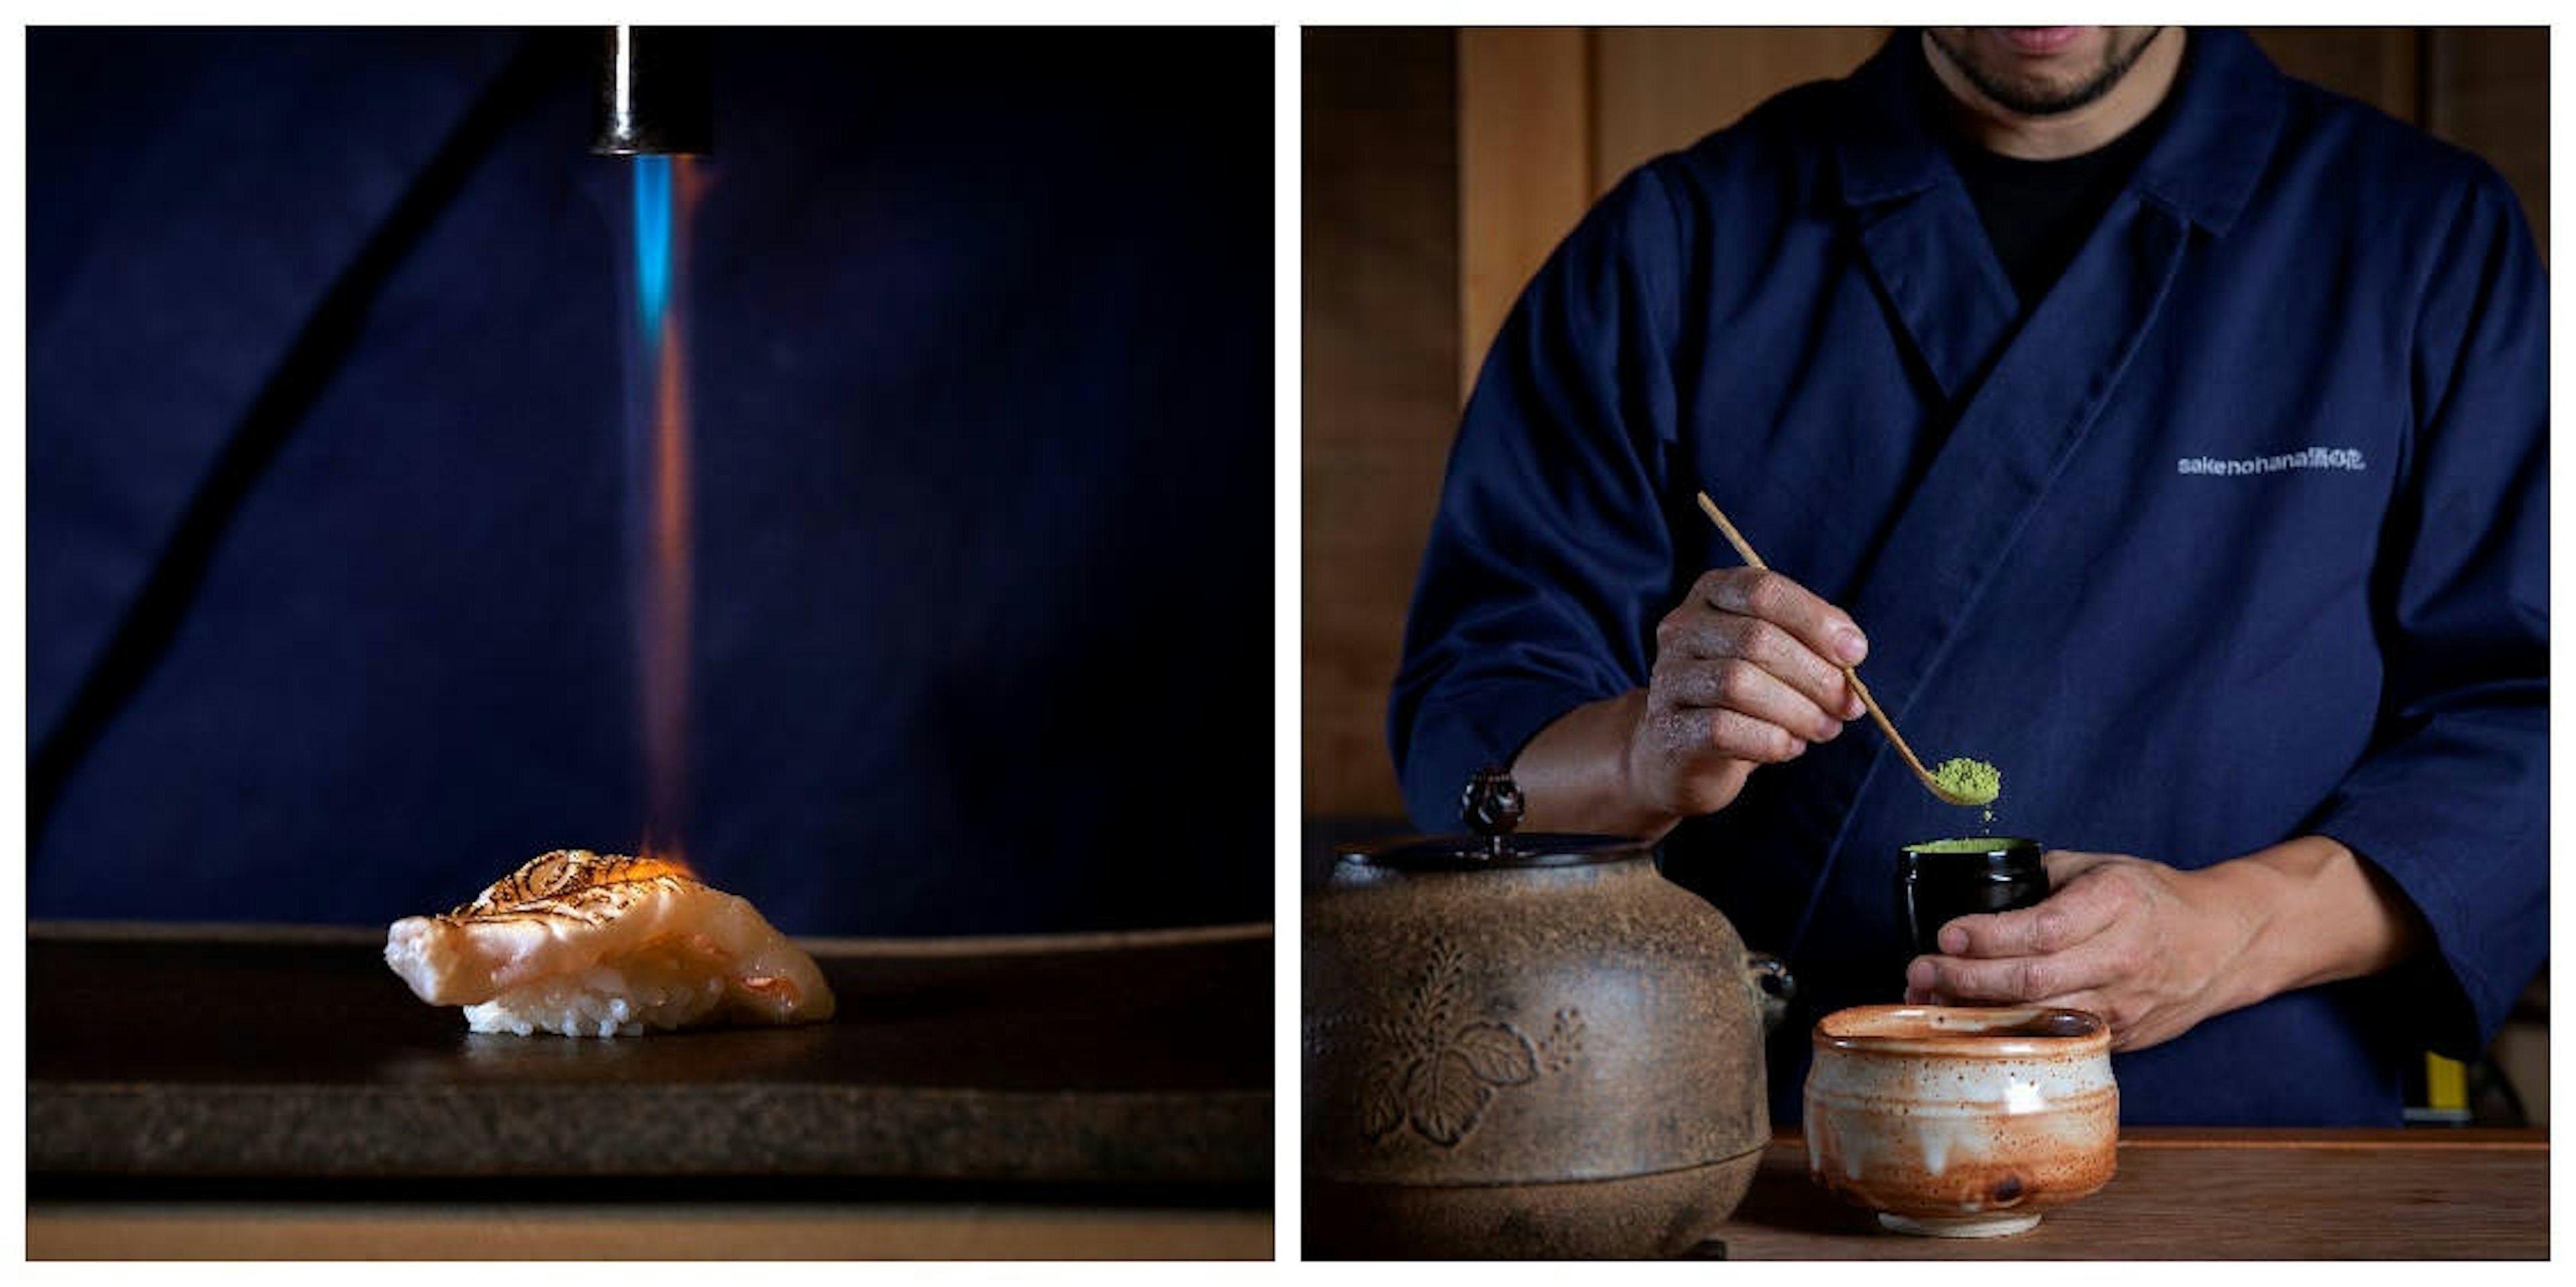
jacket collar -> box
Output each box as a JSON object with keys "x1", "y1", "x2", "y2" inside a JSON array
[{"x1": 1835, "y1": 28, "x2": 2287, "y2": 236}]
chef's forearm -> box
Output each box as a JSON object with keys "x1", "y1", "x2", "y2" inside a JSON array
[
  {"x1": 2208, "y1": 835, "x2": 2430, "y2": 1011},
  {"x1": 1510, "y1": 689, "x2": 1682, "y2": 840}
]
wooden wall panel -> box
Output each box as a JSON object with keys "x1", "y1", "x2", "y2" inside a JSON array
[
  {"x1": 2426, "y1": 29, "x2": 2550, "y2": 262},
  {"x1": 1457, "y1": 28, "x2": 1593, "y2": 402},
  {"x1": 1302, "y1": 30, "x2": 1458, "y2": 816},
  {"x1": 1591, "y1": 28, "x2": 1889, "y2": 197},
  {"x1": 2247, "y1": 28, "x2": 2422, "y2": 119}
]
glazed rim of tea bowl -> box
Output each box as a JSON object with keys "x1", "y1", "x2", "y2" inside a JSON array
[
  {"x1": 1815, "y1": 1004, "x2": 2107, "y2": 1057},
  {"x1": 1805, "y1": 1005, "x2": 2117, "y2": 1240}
]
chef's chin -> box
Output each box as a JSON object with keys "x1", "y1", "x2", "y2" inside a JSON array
[{"x1": 1923, "y1": 25, "x2": 2167, "y2": 117}]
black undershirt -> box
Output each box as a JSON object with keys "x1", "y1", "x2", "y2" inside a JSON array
[{"x1": 1919, "y1": 42, "x2": 2174, "y2": 309}]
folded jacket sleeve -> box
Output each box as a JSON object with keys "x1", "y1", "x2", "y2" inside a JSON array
[
  {"x1": 2308, "y1": 167, "x2": 2548, "y2": 1059},
  {"x1": 1388, "y1": 166, "x2": 1691, "y2": 829}
]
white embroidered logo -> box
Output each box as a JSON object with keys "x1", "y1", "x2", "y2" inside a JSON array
[{"x1": 2176, "y1": 448, "x2": 2366, "y2": 476}]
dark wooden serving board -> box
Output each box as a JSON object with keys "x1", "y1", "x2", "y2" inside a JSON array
[{"x1": 28, "y1": 923, "x2": 1273, "y2": 1187}]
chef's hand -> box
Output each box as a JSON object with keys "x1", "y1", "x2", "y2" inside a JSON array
[
  {"x1": 1903, "y1": 852, "x2": 2248, "y2": 1051},
  {"x1": 1510, "y1": 567, "x2": 1867, "y2": 840},
  {"x1": 1627, "y1": 567, "x2": 1868, "y2": 820},
  {"x1": 1903, "y1": 840, "x2": 2429, "y2": 1053}
]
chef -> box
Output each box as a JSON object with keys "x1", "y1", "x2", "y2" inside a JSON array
[{"x1": 1390, "y1": 27, "x2": 2544, "y2": 1125}]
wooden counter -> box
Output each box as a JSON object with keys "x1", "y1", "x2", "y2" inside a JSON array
[
  {"x1": 28, "y1": 922, "x2": 1273, "y2": 1260},
  {"x1": 30, "y1": 923, "x2": 1271, "y2": 1185},
  {"x1": 1719, "y1": 1129, "x2": 2548, "y2": 1259},
  {"x1": 28, "y1": 1190, "x2": 1271, "y2": 1259}
]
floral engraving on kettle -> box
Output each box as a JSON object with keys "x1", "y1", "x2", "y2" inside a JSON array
[{"x1": 1354, "y1": 936, "x2": 1585, "y2": 1147}]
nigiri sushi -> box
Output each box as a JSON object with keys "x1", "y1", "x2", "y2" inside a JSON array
[{"x1": 385, "y1": 850, "x2": 836, "y2": 1037}]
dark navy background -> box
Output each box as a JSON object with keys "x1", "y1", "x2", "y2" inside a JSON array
[{"x1": 29, "y1": 29, "x2": 1273, "y2": 935}]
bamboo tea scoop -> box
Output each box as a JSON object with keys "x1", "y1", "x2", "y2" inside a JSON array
[{"x1": 1693, "y1": 491, "x2": 1986, "y2": 807}]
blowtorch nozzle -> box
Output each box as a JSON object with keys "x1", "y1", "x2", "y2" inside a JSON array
[{"x1": 591, "y1": 25, "x2": 712, "y2": 156}]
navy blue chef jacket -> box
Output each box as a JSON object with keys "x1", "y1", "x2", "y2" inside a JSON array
[
  {"x1": 1392, "y1": 30, "x2": 2544, "y2": 1125},
  {"x1": 29, "y1": 29, "x2": 1272, "y2": 936}
]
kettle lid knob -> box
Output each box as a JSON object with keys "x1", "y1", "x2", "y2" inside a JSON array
[{"x1": 1460, "y1": 766, "x2": 1525, "y2": 859}]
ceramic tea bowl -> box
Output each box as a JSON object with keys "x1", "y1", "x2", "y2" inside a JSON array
[{"x1": 1804, "y1": 1005, "x2": 2116, "y2": 1238}]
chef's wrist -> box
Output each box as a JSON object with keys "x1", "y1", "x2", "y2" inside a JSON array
[
  {"x1": 1611, "y1": 707, "x2": 1691, "y2": 843},
  {"x1": 2210, "y1": 835, "x2": 2428, "y2": 1011},
  {"x1": 2180, "y1": 856, "x2": 2291, "y2": 1017},
  {"x1": 1513, "y1": 688, "x2": 1684, "y2": 841}
]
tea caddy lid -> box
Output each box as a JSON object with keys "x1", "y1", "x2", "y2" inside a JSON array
[{"x1": 1334, "y1": 766, "x2": 1656, "y2": 872}]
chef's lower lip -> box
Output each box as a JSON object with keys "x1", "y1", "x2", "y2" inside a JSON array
[{"x1": 1998, "y1": 26, "x2": 2084, "y2": 54}]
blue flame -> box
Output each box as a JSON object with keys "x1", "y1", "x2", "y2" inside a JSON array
[{"x1": 632, "y1": 155, "x2": 673, "y2": 341}]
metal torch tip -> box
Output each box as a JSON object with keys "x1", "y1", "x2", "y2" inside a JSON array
[{"x1": 590, "y1": 25, "x2": 712, "y2": 157}]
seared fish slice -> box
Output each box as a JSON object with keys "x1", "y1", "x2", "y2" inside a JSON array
[{"x1": 386, "y1": 850, "x2": 835, "y2": 1037}]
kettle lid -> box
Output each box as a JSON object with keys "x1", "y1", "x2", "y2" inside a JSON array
[{"x1": 1336, "y1": 766, "x2": 1656, "y2": 872}]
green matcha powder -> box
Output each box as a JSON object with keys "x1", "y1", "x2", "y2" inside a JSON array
[{"x1": 1931, "y1": 756, "x2": 2002, "y2": 811}]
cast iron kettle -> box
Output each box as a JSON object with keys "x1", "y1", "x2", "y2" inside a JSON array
[{"x1": 1303, "y1": 768, "x2": 1792, "y2": 1259}]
